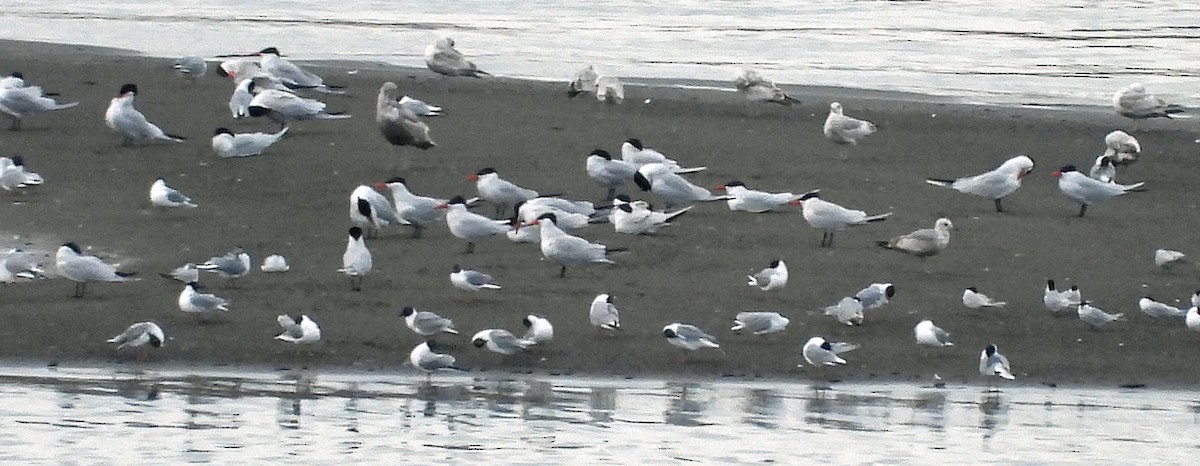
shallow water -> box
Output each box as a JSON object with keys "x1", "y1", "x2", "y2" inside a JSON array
[
  {"x1": 2, "y1": 0, "x2": 1199, "y2": 106},
  {"x1": 1, "y1": 365, "x2": 1196, "y2": 463}
]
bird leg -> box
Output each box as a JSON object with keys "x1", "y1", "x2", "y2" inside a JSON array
[
  {"x1": 73, "y1": 282, "x2": 86, "y2": 298},
  {"x1": 465, "y1": 242, "x2": 475, "y2": 254},
  {"x1": 1078, "y1": 204, "x2": 1087, "y2": 218},
  {"x1": 411, "y1": 224, "x2": 424, "y2": 239},
  {"x1": 994, "y1": 199, "x2": 1004, "y2": 213},
  {"x1": 558, "y1": 266, "x2": 567, "y2": 278}
]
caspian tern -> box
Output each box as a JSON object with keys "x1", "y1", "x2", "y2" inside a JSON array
[
  {"x1": 410, "y1": 341, "x2": 462, "y2": 380},
  {"x1": 275, "y1": 314, "x2": 321, "y2": 344},
  {"x1": 1043, "y1": 279, "x2": 1081, "y2": 313},
  {"x1": 55, "y1": 242, "x2": 139, "y2": 297},
  {"x1": 1112, "y1": 82, "x2": 1183, "y2": 120},
  {"x1": 746, "y1": 259, "x2": 787, "y2": 291},
  {"x1": 338, "y1": 227, "x2": 372, "y2": 291},
  {"x1": 963, "y1": 287, "x2": 1006, "y2": 308},
  {"x1": 0, "y1": 72, "x2": 26, "y2": 88},
  {"x1": 914, "y1": 320, "x2": 953, "y2": 347},
  {"x1": 513, "y1": 199, "x2": 601, "y2": 231},
  {"x1": 1138, "y1": 296, "x2": 1185, "y2": 319},
  {"x1": 257, "y1": 47, "x2": 344, "y2": 94},
  {"x1": 470, "y1": 167, "x2": 540, "y2": 218},
  {"x1": 522, "y1": 315, "x2": 554, "y2": 344},
  {"x1": 734, "y1": 69, "x2": 800, "y2": 105},
  {"x1": 979, "y1": 344, "x2": 1014, "y2": 380},
  {"x1": 620, "y1": 139, "x2": 706, "y2": 172},
  {"x1": 229, "y1": 77, "x2": 254, "y2": 118},
  {"x1": 376, "y1": 82, "x2": 435, "y2": 152},
  {"x1": 425, "y1": 37, "x2": 490, "y2": 78},
  {"x1": 211, "y1": 127, "x2": 288, "y2": 158},
  {"x1": 472, "y1": 329, "x2": 531, "y2": 355},
  {"x1": 717, "y1": 181, "x2": 808, "y2": 213},
  {"x1": 824, "y1": 102, "x2": 876, "y2": 145},
  {"x1": 401, "y1": 306, "x2": 459, "y2": 337},
  {"x1": 792, "y1": 191, "x2": 891, "y2": 247},
  {"x1": 173, "y1": 55, "x2": 207, "y2": 82},
  {"x1": 586, "y1": 149, "x2": 638, "y2": 200},
  {"x1": 662, "y1": 323, "x2": 720, "y2": 351},
  {"x1": 437, "y1": 196, "x2": 512, "y2": 253},
  {"x1": 0, "y1": 82, "x2": 78, "y2": 130},
  {"x1": 877, "y1": 218, "x2": 953, "y2": 257},
  {"x1": 528, "y1": 213, "x2": 624, "y2": 277},
  {"x1": 248, "y1": 88, "x2": 349, "y2": 128},
  {"x1": 610, "y1": 200, "x2": 690, "y2": 235},
  {"x1": 730, "y1": 311, "x2": 790, "y2": 335},
  {"x1": 0, "y1": 156, "x2": 43, "y2": 193},
  {"x1": 107, "y1": 322, "x2": 165, "y2": 360},
  {"x1": 1103, "y1": 130, "x2": 1141, "y2": 164},
  {"x1": 801, "y1": 337, "x2": 859, "y2": 366},
  {"x1": 855, "y1": 282, "x2": 896, "y2": 310},
  {"x1": 149, "y1": 178, "x2": 197, "y2": 208},
  {"x1": 375, "y1": 177, "x2": 446, "y2": 238},
  {"x1": 1153, "y1": 248, "x2": 1186, "y2": 268},
  {"x1": 178, "y1": 282, "x2": 230, "y2": 316},
  {"x1": 350, "y1": 185, "x2": 403, "y2": 237},
  {"x1": 1052, "y1": 165, "x2": 1145, "y2": 217},
  {"x1": 824, "y1": 296, "x2": 864, "y2": 326},
  {"x1": 567, "y1": 65, "x2": 599, "y2": 98},
  {"x1": 1089, "y1": 155, "x2": 1116, "y2": 183},
  {"x1": 595, "y1": 75, "x2": 624, "y2": 104},
  {"x1": 450, "y1": 264, "x2": 500, "y2": 292},
  {"x1": 634, "y1": 163, "x2": 728, "y2": 208},
  {"x1": 925, "y1": 155, "x2": 1035, "y2": 212},
  {"x1": 1077, "y1": 302, "x2": 1124, "y2": 329},
  {"x1": 104, "y1": 84, "x2": 185, "y2": 145},
  {"x1": 589, "y1": 293, "x2": 621, "y2": 331}
]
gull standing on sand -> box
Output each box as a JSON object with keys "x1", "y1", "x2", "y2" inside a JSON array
[
  {"x1": 0, "y1": 81, "x2": 78, "y2": 130},
  {"x1": 925, "y1": 155, "x2": 1035, "y2": 213},
  {"x1": 1, "y1": 248, "x2": 48, "y2": 282},
  {"x1": 256, "y1": 47, "x2": 343, "y2": 94},
  {"x1": 634, "y1": 163, "x2": 729, "y2": 208},
  {"x1": 160, "y1": 262, "x2": 198, "y2": 283},
  {"x1": 824, "y1": 102, "x2": 876, "y2": 146},
  {"x1": 105, "y1": 84, "x2": 185, "y2": 145},
  {"x1": 438, "y1": 196, "x2": 512, "y2": 253},
  {"x1": 350, "y1": 185, "x2": 403, "y2": 237},
  {"x1": 595, "y1": 75, "x2": 624, "y2": 104},
  {"x1": 425, "y1": 37, "x2": 490, "y2": 78},
  {"x1": 1089, "y1": 155, "x2": 1117, "y2": 183},
  {"x1": 275, "y1": 314, "x2": 321, "y2": 344},
  {"x1": 824, "y1": 296, "x2": 864, "y2": 326},
  {"x1": 856, "y1": 283, "x2": 897, "y2": 311},
  {"x1": 914, "y1": 320, "x2": 953, "y2": 347},
  {"x1": 376, "y1": 82, "x2": 436, "y2": 159},
  {"x1": 197, "y1": 247, "x2": 251, "y2": 282},
  {"x1": 1103, "y1": 130, "x2": 1141, "y2": 164},
  {"x1": 338, "y1": 227, "x2": 372, "y2": 291},
  {"x1": 1153, "y1": 248, "x2": 1186, "y2": 268},
  {"x1": 731, "y1": 311, "x2": 790, "y2": 335},
  {"x1": 0, "y1": 156, "x2": 44, "y2": 193},
  {"x1": 620, "y1": 139, "x2": 706, "y2": 172},
  {"x1": 747, "y1": 259, "x2": 788, "y2": 291},
  {"x1": 410, "y1": 341, "x2": 462, "y2": 380},
  {"x1": 1112, "y1": 82, "x2": 1183, "y2": 120},
  {"x1": 375, "y1": 177, "x2": 446, "y2": 238},
  {"x1": 450, "y1": 264, "x2": 500, "y2": 292},
  {"x1": 528, "y1": 213, "x2": 623, "y2": 278},
  {"x1": 1052, "y1": 165, "x2": 1145, "y2": 217},
  {"x1": 717, "y1": 181, "x2": 808, "y2": 213},
  {"x1": 173, "y1": 55, "x2": 207, "y2": 82},
  {"x1": 589, "y1": 293, "x2": 621, "y2": 331},
  {"x1": 1138, "y1": 297, "x2": 1185, "y2": 319},
  {"x1": 567, "y1": 65, "x2": 599, "y2": 98},
  {"x1": 586, "y1": 149, "x2": 638, "y2": 200},
  {"x1": 55, "y1": 242, "x2": 138, "y2": 298},
  {"x1": 472, "y1": 329, "x2": 531, "y2": 355},
  {"x1": 401, "y1": 306, "x2": 459, "y2": 337},
  {"x1": 211, "y1": 127, "x2": 288, "y2": 158},
  {"x1": 662, "y1": 323, "x2": 720, "y2": 351},
  {"x1": 1043, "y1": 279, "x2": 1081, "y2": 313},
  {"x1": 522, "y1": 315, "x2": 554, "y2": 344},
  {"x1": 877, "y1": 218, "x2": 954, "y2": 257},
  {"x1": 178, "y1": 282, "x2": 230, "y2": 317},
  {"x1": 149, "y1": 178, "x2": 197, "y2": 208},
  {"x1": 248, "y1": 88, "x2": 349, "y2": 128},
  {"x1": 734, "y1": 69, "x2": 800, "y2": 105},
  {"x1": 610, "y1": 200, "x2": 690, "y2": 235},
  {"x1": 801, "y1": 337, "x2": 859, "y2": 366},
  {"x1": 470, "y1": 167, "x2": 540, "y2": 219},
  {"x1": 979, "y1": 344, "x2": 1015, "y2": 380},
  {"x1": 1077, "y1": 302, "x2": 1124, "y2": 329},
  {"x1": 963, "y1": 287, "x2": 1006, "y2": 309},
  {"x1": 792, "y1": 191, "x2": 891, "y2": 247},
  {"x1": 107, "y1": 322, "x2": 165, "y2": 359}
]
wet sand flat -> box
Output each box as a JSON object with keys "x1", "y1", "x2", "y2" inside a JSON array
[{"x1": 2, "y1": 39, "x2": 1198, "y2": 387}]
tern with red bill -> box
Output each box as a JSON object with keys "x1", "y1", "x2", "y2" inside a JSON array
[
  {"x1": 925, "y1": 155, "x2": 1035, "y2": 212},
  {"x1": 526, "y1": 213, "x2": 623, "y2": 278},
  {"x1": 634, "y1": 163, "x2": 729, "y2": 208},
  {"x1": 471, "y1": 167, "x2": 540, "y2": 219},
  {"x1": 586, "y1": 149, "x2": 638, "y2": 200},
  {"x1": 248, "y1": 88, "x2": 349, "y2": 129},
  {"x1": 609, "y1": 195, "x2": 690, "y2": 235},
  {"x1": 375, "y1": 177, "x2": 446, "y2": 238},
  {"x1": 791, "y1": 191, "x2": 891, "y2": 247},
  {"x1": 620, "y1": 139, "x2": 706, "y2": 172},
  {"x1": 256, "y1": 47, "x2": 344, "y2": 94},
  {"x1": 105, "y1": 84, "x2": 185, "y2": 145},
  {"x1": 1, "y1": 80, "x2": 78, "y2": 130},
  {"x1": 437, "y1": 196, "x2": 512, "y2": 253},
  {"x1": 717, "y1": 181, "x2": 809, "y2": 213},
  {"x1": 1052, "y1": 165, "x2": 1145, "y2": 217}
]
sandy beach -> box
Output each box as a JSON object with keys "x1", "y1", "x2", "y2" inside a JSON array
[{"x1": 2, "y1": 39, "x2": 1199, "y2": 388}]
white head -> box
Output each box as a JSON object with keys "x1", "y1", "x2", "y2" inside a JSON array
[{"x1": 829, "y1": 102, "x2": 844, "y2": 114}]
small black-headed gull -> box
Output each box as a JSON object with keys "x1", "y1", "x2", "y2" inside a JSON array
[
  {"x1": 108, "y1": 322, "x2": 165, "y2": 360},
  {"x1": 746, "y1": 259, "x2": 787, "y2": 291},
  {"x1": 730, "y1": 311, "x2": 789, "y2": 335},
  {"x1": 55, "y1": 242, "x2": 138, "y2": 297},
  {"x1": 1138, "y1": 296, "x2": 1185, "y2": 319},
  {"x1": 275, "y1": 314, "x2": 321, "y2": 344},
  {"x1": 1112, "y1": 82, "x2": 1183, "y2": 120},
  {"x1": 801, "y1": 336, "x2": 859, "y2": 366},
  {"x1": 528, "y1": 213, "x2": 623, "y2": 278},
  {"x1": 350, "y1": 185, "x2": 403, "y2": 237},
  {"x1": 160, "y1": 262, "x2": 198, "y2": 283},
  {"x1": 425, "y1": 37, "x2": 490, "y2": 78},
  {"x1": 634, "y1": 163, "x2": 728, "y2": 208},
  {"x1": 963, "y1": 287, "x2": 1006, "y2": 309},
  {"x1": 339, "y1": 227, "x2": 372, "y2": 291},
  {"x1": 248, "y1": 88, "x2": 349, "y2": 128},
  {"x1": 979, "y1": 344, "x2": 1015, "y2": 380},
  {"x1": 470, "y1": 167, "x2": 540, "y2": 219},
  {"x1": 450, "y1": 264, "x2": 500, "y2": 292},
  {"x1": 256, "y1": 47, "x2": 343, "y2": 94},
  {"x1": 877, "y1": 218, "x2": 953, "y2": 257},
  {"x1": 586, "y1": 149, "x2": 638, "y2": 200},
  {"x1": 620, "y1": 139, "x2": 706, "y2": 172},
  {"x1": 595, "y1": 75, "x2": 624, "y2": 104},
  {"x1": 589, "y1": 293, "x2": 621, "y2": 331},
  {"x1": 824, "y1": 102, "x2": 876, "y2": 146},
  {"x1": 375, "y1": 177, "x2": 447, "y2": 238},
  {"x1": 0, "y1": 81, "x2": 78, "y2": 130},
  {"x1": 410, "y1": 341, "x2": 462, "y2": 381},
  {"x1": 1103, "y1": 130, "x2": 1141, "y2": 165},
  {"x1": 401, "y1": 306, "x2": 459, "y2": 337},
  {"x1": 149, "y1": 178, "x2": 197, "y2": 208},
  {"x1": 925, "y1": 155, "x2": 1035, "y2": 213},
  {"x1": 197, "y1": 246, "x2": 250, "y2": 282},
  {"x1": 472, "y1": 329, "x2": 531, "y2": 355},
  {"x1": 437, "y1": 196, "x2": 512, "y2": 253},
  {"x1": 376, "y1": 82, "x2": 435, "y2": 154},
  {"x1": 1089, "y1": 155, "x2": 1116, "y2": 183},
  {"x1": 1, "y1": 248, "x2": 48, "y2": 282},
  {"x1": 567, "y1": 65, "x2": 599, "y2": 98},
  {"x1": 662, "y1": 323, "x2": 719, "y2": 351},
  {"x1": 734, "y1": 69, "x2": 800, "y2": 105},
  {"x1": 105, "y1": 84, "x2": 185, "y2": 145},
  {"x1": 914, "y1": 320, "x2": 953, "y2": 347},
  {"x1": 1043, "y1": 279, "x2": 1081, "y2": 313},
  {"x1": 792, "y1": 191, "x2": 891, "y2": 247},
  {"x1": 522, "y1": 315, "x2": 554, "y2": 344},
  {"x1": 717, "y1": 181, "x2": 808, "y2": 213},
  {"x1": 173, "y1": 55, "x2": 207, "y2": 82},
  {"x1": 178, "y1": 282, "x2": 230, "y2": 319},
  {"x1": 1153, "y1": 249, "x2": 1186, "y2": 268},
  {"x1": 1052, "y1": 165, "x2": 1145, "y2": 217},
  {"x1": 610, "y1": 201, "x2": 690, "y2": 235},
  {"x1": 1077, "y1": 302, "x2": 1124, "y2": 329},
  {"x1": 211, "y1": 127, "x2": 288, "y2": 158},
  {"x1": 824, "y1": 296, "x2": 864, "y2": 326},
  {"x1": 855, "y1": 283, "x2": 896, "y2": 311},
  {"x1": 513, "y1": 199, "x2": 600, "y2": 231}
]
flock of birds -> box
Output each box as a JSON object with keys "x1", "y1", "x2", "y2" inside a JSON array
[{"x1": 1, "y1": 37, "x2": 1197, "y2": 384}]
